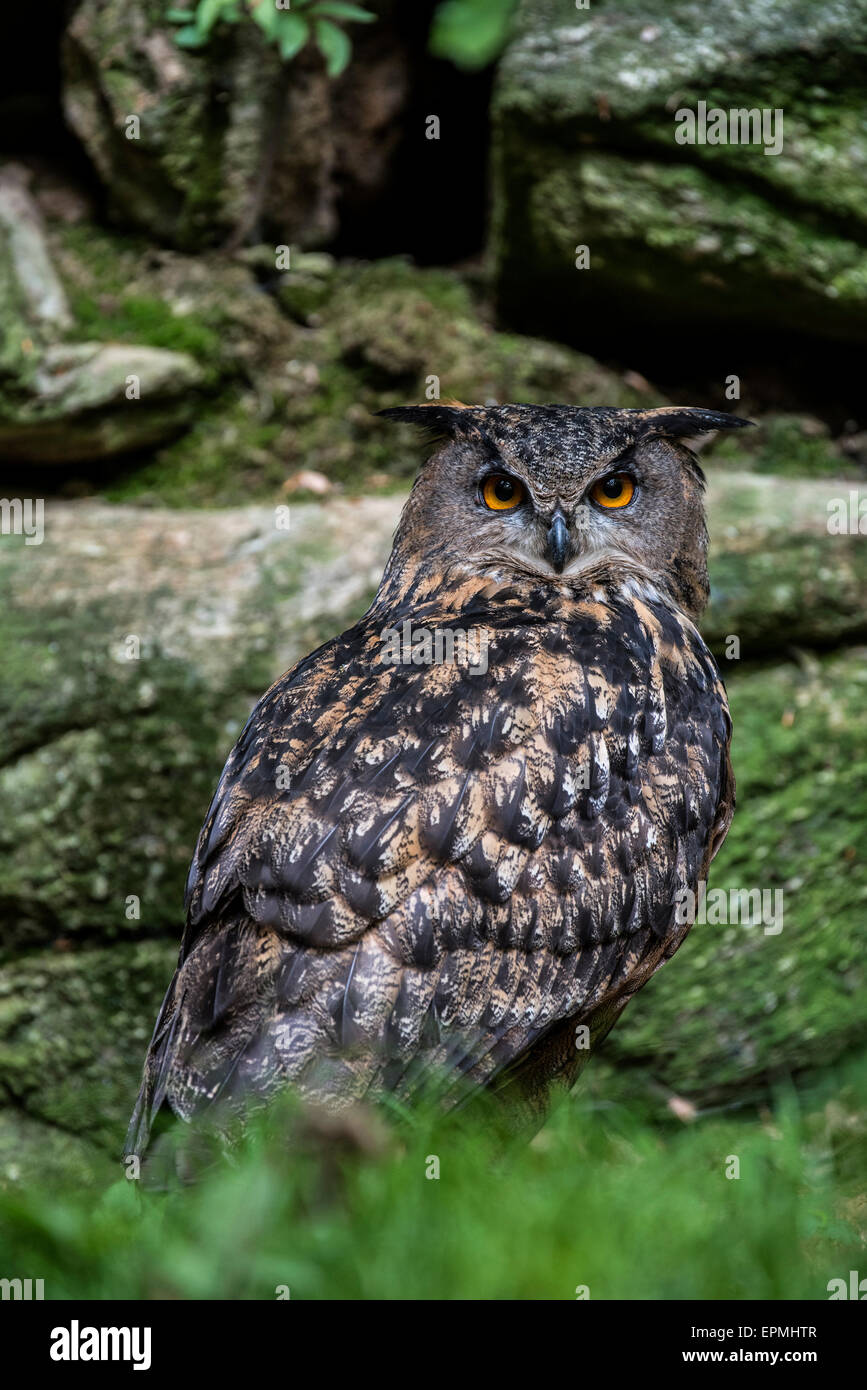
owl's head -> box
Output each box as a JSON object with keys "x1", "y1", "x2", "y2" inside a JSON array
[{"x1": 379, "y1": 403, "x2": 752, "y2": 619}]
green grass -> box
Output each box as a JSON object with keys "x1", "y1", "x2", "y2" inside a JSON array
[{"x1": 1, "y1": 1054, "x2": 864, "y2": 1300}]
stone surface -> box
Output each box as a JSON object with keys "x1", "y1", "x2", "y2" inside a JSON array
[
  {"x1": 0, "y1": 341, "x2": 204, "y2": 462},
  {"x1": 0, "y1": 171, "x2": 206, "y2": 462},
  {"x1": 0, "y1": 497, "x2": 396, "y2": 950},
  {"x1": 701, "y1": 470, "x2": 867, "y2": 656},
  {"x1": 62, "y1": 0, "x2": 408, "y2": 251},
  {"x1": 0, "y1": 165, "x2": 72, "y2": 331},
  {"x1": 493, "y1": 0, "x2": 867, "y2": 342}
]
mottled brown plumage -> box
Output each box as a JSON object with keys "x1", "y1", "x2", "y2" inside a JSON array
[{"x1": 126, "y1": 403, "x2": 748, "y2": 1156}]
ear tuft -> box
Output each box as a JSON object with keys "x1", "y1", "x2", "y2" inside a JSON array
[
  {"x1": 376, "y1": 401, "x2": 473, "y2": 433},
  {"x1": 636, "y1": 407, "x2": 754, "y2": 439}
]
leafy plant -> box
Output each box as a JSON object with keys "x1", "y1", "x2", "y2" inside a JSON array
[
  {"x1": 167, "y1": 0, "x2": 376, "y2": 75},
  {"x1": 429, "y1": 0, "x2": 520, "y2": 70}
]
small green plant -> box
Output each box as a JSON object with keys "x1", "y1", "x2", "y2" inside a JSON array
[
  {"x1": 167, "y1": 0, "x2": 376, "y2": 75},
  {"x1": 429, "y1": 0, "x2": 520, "y2": 70}
]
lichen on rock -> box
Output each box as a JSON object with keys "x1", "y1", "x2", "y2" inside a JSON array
[{"x1": 493, "y1": 0, "x2": 867, "y2": 341}]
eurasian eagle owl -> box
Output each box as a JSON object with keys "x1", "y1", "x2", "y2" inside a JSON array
[{"x1": 127, "y1": 403, "x2": 748, "y2": 1155}]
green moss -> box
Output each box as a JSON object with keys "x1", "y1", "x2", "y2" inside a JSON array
[
  {"x1": 0, "y1": 1111, "x2": 113, "y2": 1191},
  {"x1": 63, "y1": 0, "x2": 277, "y2": 250},
  {"x1": 69, "y1": 294, "x2": 223, "y2": 379},
  {"x1": 607, "y1": 647, "x2": 867, "y2": 1098},
  {"x1": 0, "y1": 596, "x2": 236, "y2": 947},
  {"x1": 494, "y1": 0, "x2": 867, "y2": 341},
  {"x1": 51, "y1": 221, "x2": 292, "y2": 392},
  {"x1": 50, "y1": 222, "x2": 150, "y2": 297},
  {"x1": 103, "y1": 399, "x2": 286, "y2": 506},
  {"x1": 0, "y1": 941, "x2": 178, "y2": 1156},
  {"x1": 0, "y1": 503, "x2": 376, "y2": 949},
  {"x1": 504, "y1": 0, "x2": 867, "y2": 227},
  {"x1": 494, "y1": 145, "x2": 867, "y2": 339},
  {"x1": 704, "y1": 531, "x2": 867, "y2": 656}
]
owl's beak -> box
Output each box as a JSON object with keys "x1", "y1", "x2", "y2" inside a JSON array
[{"x1": 546, "y1": 509, "x2": 570, "y2": 573}]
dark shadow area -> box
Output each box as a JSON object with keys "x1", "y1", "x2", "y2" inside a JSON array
[
  {"x1": 331, "y1": 4, "x2": 493, "y2": 265},
  {"x1": 497, "y1": 284, "x2": 866, "y2": 429},
  {"x1": 0, "y1": 1, "x2": 97, "y2": 190}
]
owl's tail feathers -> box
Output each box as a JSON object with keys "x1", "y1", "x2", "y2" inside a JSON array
[
  {"x1": 125, "y1": 913, "x2": 264, "y2": 1161},
  {"x1": 124, "y1": 918, "x2": 344, "y2": 1181},
  {"x1": 124, "y1": 968, "x2": 187, "y2": 1163},
  {"x1": 123, "y1": 958, "x2": 270, "y2": 1188}
]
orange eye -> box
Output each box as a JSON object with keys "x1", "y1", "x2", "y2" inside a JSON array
[
  {"x1": 481, "y1": 474, "x2": 526, "y2": 511},
  {"x1": 590, "y1": 474, "x2": 635, "y2": 509}
]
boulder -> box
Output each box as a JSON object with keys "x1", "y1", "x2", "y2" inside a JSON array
[
  {"x1": 0, "y1": 497, "x2": 398, "y2": 950},
  {"x1": 0, "y1": 341, "x2": 204, "y2": 463},
  {"x1": 702, "y1": 470, "x2": 867, "y2": 657},
  {"x1": 0, "y1": 169, "x2": 205, "y2": 462},
  {"x1": 493, "y1": 0, "x2": 867, "y2": 343},
  {"x1": 61, "y1": 0, "x2": 408, "y2": 251}
]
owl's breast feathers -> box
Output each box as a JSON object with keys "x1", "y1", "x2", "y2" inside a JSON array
[{"x1": 127, "y1": 573, "x2": 733, "y2": 1151}]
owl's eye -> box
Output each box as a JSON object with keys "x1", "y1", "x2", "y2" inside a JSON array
[
  {"x1": 589, "y1": 474, "x2": 635, "y2": 510},
  {"x1": 480, "y1": 474, "x2": 526, "y2": 511}
]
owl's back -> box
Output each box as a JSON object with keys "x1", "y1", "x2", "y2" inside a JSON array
[{"x1": 126, "y1": 571, "x2": 732, "y2": 1153}]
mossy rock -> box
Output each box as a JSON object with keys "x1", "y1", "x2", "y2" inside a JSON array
[
  {"x1": 0, "y1": 341, "x2": 205, "y2": 463},
  {"x1": 62, "y1": 0, "x2": 302, "y2": 250},
  {"x1": 14, "y1": 222, "x2": 660, "y2": 492},
  {"x1": 706, "y1": 531, "x2": 867, "y2": 656},
  {"x1": 61, "y1": 0, "x2": 408, "y2": 252},
  {"x1": 50, "y1": 222, "x2": 294, "y2": 392},
  {"x1": 607, "y1": 646, "x2": 867, "y2": 1100},
  {"x1": 0, "y1": 497, "x2": 400, "y2": 949},
  {"x1": 493, "y1": 0, "x2": 867, "y2": 342},
  {"x1": 0, "y1": 1111, "x2": 113, "y2": 1192},
  {"x1": 0, "y1": 181, "x2": 209, "y2": 463},
  {"x1": 0, "y1": 940, "x2": 178, "y2": 1161},
  {"x1": 701, "y1": 471, "x2": 867, "y2": 657},
  {"x1": 77, "y1": 250, "x2": 659, "y2": 503},
  {"x1": 321, "y1": 259, "x2": 655, "y2": 408}
]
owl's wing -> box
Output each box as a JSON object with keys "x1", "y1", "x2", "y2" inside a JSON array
[{"x1": 126, "y1": 581, "x2": 732, "y2": 1153}]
